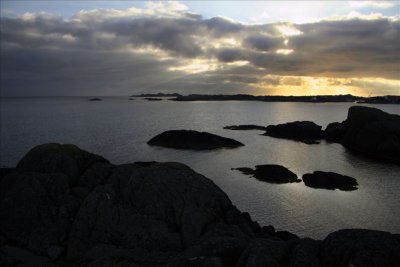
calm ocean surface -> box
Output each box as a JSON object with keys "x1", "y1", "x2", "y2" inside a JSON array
[{"x1": 1, "y1": 97, "x2": 399, "y2": 239}]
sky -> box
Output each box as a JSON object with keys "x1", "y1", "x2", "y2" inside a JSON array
[{"x1": 1, "y1": 1, "x2": 399, "y2": 96}]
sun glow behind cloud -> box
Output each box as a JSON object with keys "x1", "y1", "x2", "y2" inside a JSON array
[{"x1": 1, "y1": 1, "x2": 399, "y2": 96}]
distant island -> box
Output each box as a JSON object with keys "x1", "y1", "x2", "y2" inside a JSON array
[
  {"x1": 168, "y1": 94, "x2": 400, "y2": 104},
  {"x1": 131, "y1": 93, "x2": 182, "y2": 97}
]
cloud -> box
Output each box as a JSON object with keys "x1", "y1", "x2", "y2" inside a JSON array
[
  {"x1": 1, "y1": 4, "x2": 399, "y2": 96},
  {"x1": 349, "y1": 1, "x2": 396, "y2": 9}
]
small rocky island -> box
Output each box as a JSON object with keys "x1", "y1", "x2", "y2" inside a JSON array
[
  {"x1": 88, "y1": 98, "x2": 101, "y2": 101},
  {"x1": 264, "y1": 121, "x2": 324, "y2": 144},
  {"x1": 234, "y1": 164, "x2": 301, "y2": 184},
  {"x1": 303, "y1": 171, "x2": 359, "y2": 191},
  {"x1": 1, "y1": 143, "x2": 399, "y2": 266},
  {"x1": 148, "y1": 130, "x2": 244, "y2": 150},
  {"x1": 224, "y1": 125, "x2": 268, "y2": 131}
]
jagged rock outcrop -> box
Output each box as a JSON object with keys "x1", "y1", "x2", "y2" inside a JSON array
[
  {"x1": 302, "y1": 171, "x2": 358, "y2": 191},
  {"x1": 234, "y1": 165, "x2": 301, "y2": 184},
  {"x1": 264, "y1": 121, "x2": 323, "y2": 144},
  {"x1": 148, "y1": 130, "x2": 244, "y2": 150},
  {"x1": 324, "y1": 106, "x2": 400, "y2": 163},
  {"x1": 0, "y1": 143, "x2": 399, "y2": 266}
]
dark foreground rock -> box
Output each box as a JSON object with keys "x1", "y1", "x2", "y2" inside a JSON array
[
  {"x1": 224, "y1": 125, "x2": 268, "y2": 131},
  {"x1": 264, "y1": 121, "x2": 323, "y2": 144},
  {"x1": 1, "y1": 143, "x2": 399, "y2": 266},
  {"x1": 302, "y1": 171, "x2": 358, "y2": 191},
  {"x1": 234, "y1": 164, "x2": 301, "y2": 184},
  {"x1": 148, "y1": 130, "x2": 244, "y2": 150},
  {"x1": 324, "y1": 106, "x2": 400, "y2": 164}
]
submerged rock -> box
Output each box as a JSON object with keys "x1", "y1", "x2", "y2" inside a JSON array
[
  {"x1": 224, "y1": 125, "x2": 268, "y2": 131},
  {"x1": 234, "y1": 164, "x2": 301, "y2": 184},
  {"x1": 302, "y1": 171, "x2": 358, "y2": 191},
  {"x1": 148, "y1": 130, "x2": 244, "y2": 150},
  {"x1": 264, "y1": 121, "x2": 323, "y2": 144},
  {"x1": 325, "y1": 106, "x2": 400, "y2": 164}
]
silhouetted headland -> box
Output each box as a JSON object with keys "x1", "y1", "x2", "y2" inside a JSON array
[
  {"x1": 170, "y1": 94, "x2": 400, "y2": 104},
  {"x1": 302, "y1": 171, "x2": 359, "y2": 191},
  {"x1": 325, "y1": 106, "x2": 400, "y2": 164},
  {"x1": 1, "y1": 143, "x2": 399, "y2": 266},
  {"x1": 147, "y1": 130, "x2": 244, "y2": 150}
]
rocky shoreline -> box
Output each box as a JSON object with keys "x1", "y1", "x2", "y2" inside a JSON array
[{"x1": 1, "y1": 143, "x2": 399, "y2": 266}]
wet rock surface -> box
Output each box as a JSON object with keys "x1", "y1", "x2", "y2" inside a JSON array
[
  {"x1": 234, "y1": 164, "x2": 301, "y2": 184},
  {"x1": 264, "y1": 121, "x2": 323, "y2": 144},
  {"x1": 148, "y1": 130, "x2": 244, "y2": 150},
  {"x1": 302, "y1": 171, "x2": 358, "y2": 191},
  {"x1": 0, "y1": 143, "x2": 398, "y2": 266}
]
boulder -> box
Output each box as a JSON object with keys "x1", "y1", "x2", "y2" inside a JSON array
[
  {"x1": 147, "y1": 130, "x2": 244, "y2": 150},
  {"x1": 289, "y1": 238, "x2": 320, "y2": 267},
  {"x1": 324, "y1": 122, "x2": 344, "y2": 142},
  {"x1": 17, "y1": 143, "x2": 108, "y2": 186},
  {"x1": 264, "y1": 121, "x2": 323, "y2": 144},
  {"x1": 320, "y1": 229, "x2": 400, "y2": 267},
  {"x1": 234, "y1": 165, "x2": 301, "y2": 184},
  {"x1": 224, "y1": 125, "x2": 267, "y2": 131},
  {"x1": 236, "y1": 238, "x2": 287, "y2": 267},
  {"x1": 325, "y1": 106, "x2": 400, "y2": 163},
  {"x1": 302, "y1": 171, "x2": 358, "y2": 191},
  {"x1": 0, "y1": 172, "x2": 73, "y2": 255}
]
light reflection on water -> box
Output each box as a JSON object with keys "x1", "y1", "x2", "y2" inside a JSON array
[{"x1": 1, "y1": 97, "x2": 399, "y2": 238}]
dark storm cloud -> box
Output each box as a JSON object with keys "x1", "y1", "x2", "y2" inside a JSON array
[{"x1": 1, "y1": 7, "x2": 399, "y2": 96}]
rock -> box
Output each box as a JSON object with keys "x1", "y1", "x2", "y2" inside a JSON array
[
  {"x1": 320, "y1": 229, "x2": 400, "y2": 267},
  {"x1": 329, "y1": 106, "x2": 400, "y2": 163},
  {"x1": 234, "y1": 165, "x2": 301, "y2": 184},
  {"x1": 147, "y1": 130, "x2": 244, "y2": 150},
  {"x1": 289, "y1": 238, "x2": 320, "y2": 267},
  {"x1": 264, "y1": 121, "x2": 323, "y2": 144},
  {"x1": 88, "y1": 98, "x2": 101, "y2": 101},
  {"x1": 324, "y1": 122, "x2": 344, "y2": 142},
  {"x1": 275, "y1": 231, "x2": 299, "y2": 241},
  {"x1": 302, "y1": 171, "x2": 358, "y2": 191},
  {"x1": 47, "y1": 245, "x2": 64, "y2": 260},
  {"x1": 2, "y1": 143, "x2": 399, "y2": 266},
  {"x1": 224, "y1": 125, "x2": 267, "y2": 131},
  {"x1": 144, "y1": 97, "x2": 163, "y2": 101},
  {"x1": 0, "y1": 172, "x2": 71, "y2": 255},
  {"x1": 0, "y1": 246, "x2": 50, "y2": 265},
  {"x1": 67, "y1": 162, "x2": 242, "y2": 263},
  {"x1": 236, "y1": 238, "x2": 287, "y2": 267},
  {"x1": 17, "y1": 143, "x2": 108, "y2": 186}
]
